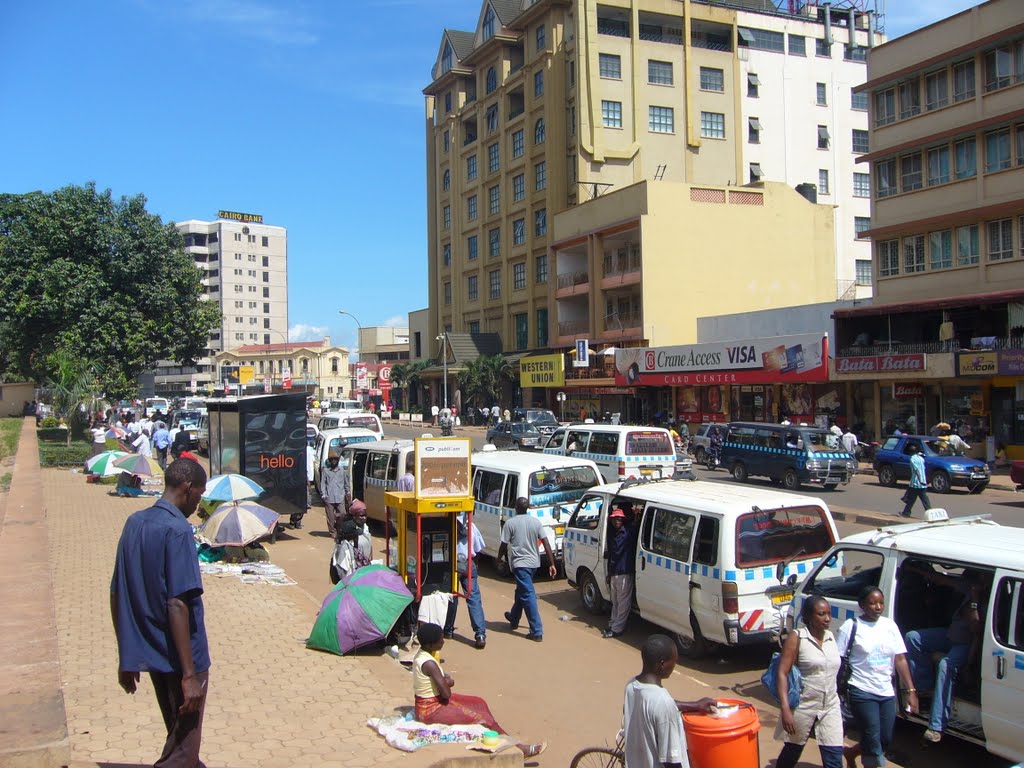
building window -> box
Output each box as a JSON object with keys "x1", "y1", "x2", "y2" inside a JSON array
[
  {"x1": 536, "y1": 24, "x2": 545, "y2": 51},
  {"x1": 444, "y1": 91, "x2": 452, "y2": 113},
  {"x1": 443, "y1": 243, "x2": 451, "y2": 266},
  {"x1": 738, "y1": 27, "x2": 784, "y2": 53},
  {"x1": 649, "y1": 106, "x2": 674, "y2": 133},
  {"x1": 985, "y1": 128, "x2": 1012, "y2": 172},
  {"x1": 900, "y1": 153, "x2": 922, "y2": 192},
  {"x1": 488, "y1": 184, "x2": 500, "y2": 215},
  {"x1": 815, "y1": 37, "x2": 831, "y2": 58},
  {"x1": 263, "y1": 287, "x2": 270, "y2": 298},
  {"x1": 988, "y1": 219, "x2": 1014, "y2": 260},
  {"x1": 467, "y1": 154, "x2": 477, "y2": 180},
  {"x1": 441, "y1": 41, "x2": 454, "y2": 74},
  {"x1": 442, "y1": 169, "x2": 450, "y2": 191},
  {"x1": 567, "y1": 58, "x2": 575, "y2": 89},
  {"x1": 816, "y1": 82, "x2": 827, "y2": 106},
  {"x1": 513, "y1": 174, "x2": 525, "y2": 202},
  {"x1": 534, "y1": 118, "x2": 545, "y2": 144},
  {"x1": 468, "y1": 235, "x2": 479, "y2": 260},
  {"x1": 700, "y1": 67, "x2": 724, "y2": 92},
  {"x1": 488, "y1": 142, "x2": 500, "y2": 172},
  {"x1": 534, "y1": 208, "x2": 547, "y2": 236},
  {"x1": 511, "y1": 129, "x2": 524, "y2": 158},
  {"x1": 700, "y1": 111, "x2": 725, "y2": 138},
  {"x1": 747, "y1": 72, "x2": 760, "y2": 98},
  {"x1": 467, "y1": 194, "x2": 478, "y2": 221},
  {"x1": 261, "y1": 236, "x2": 269, "y2": 247},
  {"x1": 749, "y1": 163, "x2": 764, "y2": 183},
  {"x1": 855, "y1": 259, "x2": 872, "y2": 285},
  {"x1": 514, "y1": 313, "x2": 528, "y2": 350},
  {"x1": 489, "y1": 269, "x2": 501, "y2": 299},
  {"x1": 818, "y1": 169, "x2": 830, "y2": 195},
  {"x1": 855, "y1": 217, "x2": 871, "y2": 238},
  {"x1": 599, "y1": 53, "x2": 621, "y2": 79},
  {"x1": 483, "y1": 7, "x2": 496, "y2": 40},
  {"x1": 536, "y1": 253, "x2": 547, "y2": 284},
  {"x1": 844, "y1": 43, "x2": 867, "y2": 62},
  {"x1": 903, "y1": 235, "x2": 925, "y2": 273},
  {"x1": 953, "y1": 59, "x2": 975, "y2": 102},
  {"x1": 263, "y1": 302, "x2": 270, "y2": 313},
  {"x1": 567, "y1": 104, "x2": 575, "y2": 136},
  {"x1": 957, "y1": 224, "x2": 979, "y2": 265},
  {"x1": 535, "y1": 160, "x2": 547, "y2": 190},
  {"x1": 513, "y1": 218, "x2": 526, "y2": 245},
  {"x1": 852, "y1": 129, "x2": 869, "y2": 154},
  {"x1": 748, "y1": 116, "x2": 761, "y2": 144},
  {"x1": 817, "y1": 125, "x2": 830, "y2": 150},
  {"x1": 955, "y1": 137, "x2": 977, "y2": 179},
  {"x1": 874, "y1": 88, "x2": 896, "y2": 126},
  {"x1": 925, "y1": 69, "x2": 949, "y2": 110},
  {"x1": 534, "y1": 70, "x2": 544, "y2": 97},
  {"x1": 486, "y1": 104, "x2": 498, "y2": 134},
  {"x1": 1018, "y1": 124, "x2": 1024, "y2": 165},
  {"x1": 486, "y1": 66, "x2": 497, "y2": 94},
  {"x1": 444, "y1": 281, "x2": 452, "y2": 305},
  {"x1": 788, "y1": 34, "x2": 806, "y2": 56},
  {"x1": 851, "y1": 90, "x2": 868, "y2": 111},
  {"x1": 602, "y1": 100, "x2": 622, "y2": 128},
  {"x1": 489, "y1": 227, "x2": 500, "y2": 257},
  {"x1": 875, "y1": 160, "x2": 897, "y2": 198},
  {"x1": 880, "y1": 239, "x2": 901, "y2": 276},
  {"x1": 443, "y1": 130, "x2": 450, "y2": 153},
  {"x1": 536, "y1": 307, "x2": 548, "y2": 347},
  {"x1": 648, "y1": 59, "x2": 672, "y2": 85},
  {"x1": 927, "y1": 145, "x2": 951, "y2": 185},
  {"x1": 513, "y1": 262, "x2": 526, "y2": 290},
  {"x1": 929, "y1": 230, "x2": 953, "y2": 270},
  {"x1": 984, "y1": 45, "x2": 1016, "y2": 92},
  {"x1": 443, "y1": 205, "x2": 451, "y2": 229},
  {"x1": 899, "y1": 79, "x2": 921, "y2": 119},
  {"x1": 469, "y1": 321, "x2": 480, "y2": 334},
  {"x1": 467, "y1": 274, "x2": 478, "y2": 301}
]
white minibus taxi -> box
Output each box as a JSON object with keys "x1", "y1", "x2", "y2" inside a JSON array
[
  {"x1": 325, "y1": 399, "x2": 365, "y2": 413},
  {"x1": 317, "y1": 412, "x2": 384, "y2": 439},
  {"x1": 471, "y1": 449, "x2": 603, "y2": 574},
  {"x1": 312, "y1": 427, "x2": 379, "y2": 488},
  {"x1": 789, "y1": 512, "x2": 1024, "y2": 762},
  {"x1": 543, "y1": 424, "x2": 689, "y2": 483},
  {"x1": 344, "y1": 439, "x2": 416, "y2": 526},
  {"x1": 563, "y1": 478, "x2": 839, "y2": 657}
]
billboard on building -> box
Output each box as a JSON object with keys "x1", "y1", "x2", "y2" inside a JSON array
[{"x1": 519, "y1": 354, "x2": 565, "y2": 387}]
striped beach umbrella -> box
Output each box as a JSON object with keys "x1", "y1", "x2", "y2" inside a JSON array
[
  {"x1": 198, "y1": 500, "x2": 279, "y2": 547},
  {"x1": 86, "y1": 450, "x2": 129, "y2": 476},
  {"x1": 202, "y1": 474, "x2": 265, "y2": 503},
  {"x1": 112, "y1": 453, "x2": 160, "y2": 477}
]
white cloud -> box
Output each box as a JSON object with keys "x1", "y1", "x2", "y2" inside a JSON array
[
  {"x1": 382, "y1": 314, "x2": 406, "y2": 327},
  {"x1": 158, "y1": 0, "x2": 320, "y2": 46},
  {"x1": 289, "y1": 323, "x2": 328, "y2": 341}
]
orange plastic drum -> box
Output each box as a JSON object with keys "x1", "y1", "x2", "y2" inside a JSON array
[{"x1": 682, "y1": 699, "x2": 760, "y2": 768}]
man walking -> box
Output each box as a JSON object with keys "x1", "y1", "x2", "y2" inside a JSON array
[
  {"x1": 603, "y1": 508, "x2": 637, "y2": 638},
  {"x1": 901, "y1": 442, "x2": 932, "y2": 517},
  {"x1": 153, "y1": 422, "x2": 171, "y2": 469},
  {"x1": 445, "y1": 513, "x2": 488, "y2": 648},
  {"x1": 319, "y1": 454, "x2": 351, "y2": 538},
  {"x1": 110, "y1": 458, "x2": 210, "y2": 767},
  {"x1": 841, "y1": 427, "x2": 859, "y2": 458},
  {"x1": 498, "y1": 497, "x2": 557, "y2": 642}
]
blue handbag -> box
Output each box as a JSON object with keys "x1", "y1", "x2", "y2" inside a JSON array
[{"x1": 762, "y1": 651, "x2": 802, "y2": 710}]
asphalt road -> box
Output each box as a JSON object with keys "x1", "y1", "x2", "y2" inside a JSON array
[{"x1": 285, "y1": 419, "x2": 1019, "y2": 767}]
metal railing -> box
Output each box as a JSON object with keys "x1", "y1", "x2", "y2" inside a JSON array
[
  {"x1": 603, "y1": 252, "x2": 641, "y2": 278},
  {"x1": 604, "y1": 312, "x2": 641, "y2": 331},
  {"x1": 556, "y1": 271, "x2": 589, "y2": 289},
  {"x1": 558, "y1": 319, "x2": 590, "y2": 336},
  {"x1": 838, "y1": 336, "x2": 1024, "y2": 357}
]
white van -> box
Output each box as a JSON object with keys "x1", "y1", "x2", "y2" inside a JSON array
[
  {"x1": 317, "y1": 412, "x2": 384, "y2": 439},
  {"x1": 789, "y1": 513, "x2": 1024, "y2": 762},
  {"x1": 563, "y1": 478, "x2": 839, "y2": 657},
  {"x1": 312, "y1": 427, "x2": 379, "y2": 488},
  {"x1": 326, "y1": 399, "x2": 365, "y2": 413},
  {"x1": 471, "y1": 451, "x2": 603, "y2": 575},
  {"x1": 543, "y1": 424, "x2": 690, "y2": 483},
  {"x1": 144, "y1": 397, "x2": 170, "y2": 417},
  {"x1": 344, "y1": 439, "x2": 416, "y2": 526}
]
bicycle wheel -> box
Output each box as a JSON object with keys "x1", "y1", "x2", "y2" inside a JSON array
[{"x1": 569, "y1": 747, "x2": 624, "y2": 768}]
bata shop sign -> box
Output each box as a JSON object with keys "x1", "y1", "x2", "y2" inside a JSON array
[
  {"x1": 835, "y1": 354, "x2": 927, "y2": 375},
  {"x1": 893, "y1": 383, "x2": 924, "y2": 398}
]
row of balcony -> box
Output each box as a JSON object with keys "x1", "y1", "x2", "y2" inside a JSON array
[
  {"x1": 554, "y1": 251, "x2": 642, "y2": 297},
  {"x1": 556, "y1": 312, "x2": 642, "y2": 338}
]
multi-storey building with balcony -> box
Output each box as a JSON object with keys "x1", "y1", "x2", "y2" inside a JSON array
[
  {"x1": 151, "y1": 213, "x2": 288, "y2": 396},
  {"x1": 833, "y1": 0, "x2": 1024, "y2": 456}
]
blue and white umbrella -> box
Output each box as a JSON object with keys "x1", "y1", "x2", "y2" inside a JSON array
[
  {"x1": 202, "y1": 474, "x2": 265, "y2": 503},
  {"x1": 198, "y1": 500, "x2": 279, "y2": 547}
]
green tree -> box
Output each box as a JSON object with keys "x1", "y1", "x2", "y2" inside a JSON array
[
  {"x1": 458, "y1": 354, "x2": 515, "y2": 407},
  {"x1": 0, "y1": 182, "x2": 221, "y2": 397},
  {"x1": 42, "y1": 349, "x2": 108, "y2": 443}
]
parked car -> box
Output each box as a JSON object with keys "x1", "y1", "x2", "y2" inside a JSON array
[
  {"x1": 196, "y1": 415, "x2": 209, "y2": 455},
  {"x1": 873, "y1": 434, "x2": 990, "y2": 493},
  {"x1": 486, "y1": 421, "x2": 542, "y2": 450},
  {"x1": 511, "y1": 407, "x2": 560, "y2": 436},
  {"x1": 1010, "y1": 459, "x2": 1024, "y2": 490},
  {"x1": 690, "y1": 422, "x2": 726, "y2": 463}
]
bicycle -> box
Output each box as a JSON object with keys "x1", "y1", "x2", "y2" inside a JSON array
[{"x1": 569, "y1": 732, "x2": 624, "y2": 768}]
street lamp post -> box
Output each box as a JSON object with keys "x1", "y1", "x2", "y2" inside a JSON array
[
  {"x1": 338, "y1": 310, "x2": 364, "y2": 401},
  {"x1": 436, "y1": 332, "x2": 449, "y2": 408}
]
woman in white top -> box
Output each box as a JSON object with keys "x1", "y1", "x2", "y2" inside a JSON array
[
  {"x1": 775, "y1": 595, "x2": 844, "y2": 768},
  {"x1": 836, "y1": 586, "x2": 918, "y2": 768}
]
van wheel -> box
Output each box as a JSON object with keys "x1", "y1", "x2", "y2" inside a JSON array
[
  {"x1": 824, "y1": 483, "x2": 839, "y2": 491},
  {"x1": 878, "y1": 464, "x2": 897, "y2": 487},
  {"x1": 782, "y1": 469, "x2": 801, "y2": 491},
  {"x1": 579, "y1": 571, "x2": 608, "y2": 615},
  {"x1": 695, "y1": 447, "x2": 706, "y2": 464},
  {"x1": 675, "y1": 619, "x2": 708, "y2": 659},
  {"x1": 930, "y1": 470, "x2": 951, "y2": 494},
  {"x1": 732, "y1": 462, "x2": 748, "y2": 483}
]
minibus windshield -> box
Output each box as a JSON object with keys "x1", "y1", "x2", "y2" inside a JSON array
[
  {"x1": 735, "y1": 505, "x2": 834, "y2": 567},
  {"x1": 529, "y1": 465, "x2": 602, "y2": 505}
]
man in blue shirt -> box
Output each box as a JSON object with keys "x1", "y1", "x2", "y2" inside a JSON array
[
  {"x1": 901, "y1": 442, "x2": 932, "y2": 517},
  {"x1": 603, "y1": 507, "x2": 638, "y2": 638},
  {"x1": 111, "y1": 458, "x2": 210, "y2": 767},
  {"x1": 444, "y1": 514, "x2": 488, "y2": 648},
  {"x1": 152, "y1": 422, "x2": 171, "y2": 469}
]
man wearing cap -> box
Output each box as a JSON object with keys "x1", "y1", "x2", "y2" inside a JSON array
[{"x1": 603, "y1": 507, "x2": 638, "y2": 638}]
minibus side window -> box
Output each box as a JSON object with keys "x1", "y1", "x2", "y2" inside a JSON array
[
  {"x1": 588, "y1": 432, "x2": 618, "y2": 456},
  {"x1": 805, "y1": 548, "x2": 884, "y2": 601},
  {"x1": 475, "y1": 470, "x2": 504, "y2": 505},
  {"x1": 385, "y1": 454, "x2": 398, "y2": 482},
  {"x1": 693, "y1": 516, "x2": 719, "y2": 566},
  {"x1": 548, "y1": 429, "x2": 566, "y2": 449},
  {"x1": 648, "y1": 506, "x2": 696, "y2": 563},
  {"x1": 567, "y1": 430, "x2": 590, "y2": 453},
  {"x1": 993, "y1": 577, "x2": 1024, "y2": 650},
  {"x1": 567, "y1": 494, "x2": 604, "y2": 531},
  {"x1": 369, "y1": 452, "x2": 389, "y2": 480},
  {"x1": 755, "y1": 429, "x2": 776, "y2": 448},
  {"x1": 502, "y1": 475, "x2": 519, "y2": 508}
]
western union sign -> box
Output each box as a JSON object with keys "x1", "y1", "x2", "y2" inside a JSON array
[{"x1": 520, "y1": 354, "x2": 565, "y2": 387}]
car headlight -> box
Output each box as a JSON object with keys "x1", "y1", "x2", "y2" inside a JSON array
[{"x1": 949, "y1": 464, "x2": 966, "y2": 471}]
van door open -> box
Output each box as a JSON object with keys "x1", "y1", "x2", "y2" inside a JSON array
[
  {"x1": 982, "y1": 569, "x2": 1024, "y2": 762},
  {"x1": 635, "y1": 505, "x2": 697, "y2": 634}
]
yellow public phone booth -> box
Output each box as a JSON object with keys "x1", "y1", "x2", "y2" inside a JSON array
[{"x1": 384, "y1": 437, "x2": 475, "y2": 601}]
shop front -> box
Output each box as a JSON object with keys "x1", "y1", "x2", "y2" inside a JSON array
[
  {"x1": 518, "y1": 353, "x2": 566, "y2": 415},
  {"x1": 613, "y1": 333, "x2": 833, "y2": 428}
]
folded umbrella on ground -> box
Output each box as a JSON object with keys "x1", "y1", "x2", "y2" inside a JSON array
[{"x1": 198, "y1": 500, "x2": 279, "y2": 547}]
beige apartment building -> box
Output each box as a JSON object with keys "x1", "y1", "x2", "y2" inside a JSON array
[
  {"x1": 152, "y1": 212, "x2": 289, "y2": 396},
  {"x1": 424, "y1": 0, "x2": 883, "y2": 357},
  {"x1": 834, "y1": 0, "x2": 1024, "y2": 457},
  {"x1": 356, "y1": 326, "x2": 411, "y2": 364}
]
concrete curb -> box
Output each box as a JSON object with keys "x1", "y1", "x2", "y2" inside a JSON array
[{"x1": 0, "y1": 418, "x2": 70, "y2": 768}]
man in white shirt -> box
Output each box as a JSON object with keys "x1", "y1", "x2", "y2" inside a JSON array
[
  {"x1": 132, "y1": 429, "x2": 153, "y2": 458},
  {"x1": 842, "y1": 428, "x2": 859, "y2": 457},
  {"x1": 623, "y1": 635, "x2": 714, "y2": 768}
]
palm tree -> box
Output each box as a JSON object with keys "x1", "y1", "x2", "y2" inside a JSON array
[{"x1": 42, "y1": 350, "x2": 107, "y2": 444}]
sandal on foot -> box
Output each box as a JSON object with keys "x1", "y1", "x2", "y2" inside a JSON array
[{"x1": 520, "y1": 742, "x2": 547, "y2": 758}]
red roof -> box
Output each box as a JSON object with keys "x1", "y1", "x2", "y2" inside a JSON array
[
  {"x1": 833, "y1": 288, "x2": 1024, "y2": 319},
  {"x1": 233, "y1": 341, "x2": 326, "y2": 353}
]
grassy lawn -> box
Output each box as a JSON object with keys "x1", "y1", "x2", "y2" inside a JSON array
[{"x1": 0, "y1": 417, "x2": 21, "y2": 492}]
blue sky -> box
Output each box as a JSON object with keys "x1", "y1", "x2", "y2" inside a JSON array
[{"x1": 0, "y1": 0, "x2": 981, "y2": 354}]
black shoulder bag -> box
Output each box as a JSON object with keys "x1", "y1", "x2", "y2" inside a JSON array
[{"x1": 837, "y1": 617, "x2": 858, "y2": 724}]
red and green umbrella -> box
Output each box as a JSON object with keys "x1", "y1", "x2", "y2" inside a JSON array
[{"x1": 307, "y1": 564, "x2": 413, "y2": 656}]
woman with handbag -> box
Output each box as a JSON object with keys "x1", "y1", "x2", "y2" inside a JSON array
[
  {"x1": 774, "y1": 595, "x2": 844, "y2": 768},
  {"x1": 836, "y1": 586, "x2": 918, "y2": 768}
]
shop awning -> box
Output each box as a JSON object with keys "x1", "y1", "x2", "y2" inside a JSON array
[{"x1": 832, "y1": 289, "x2": 1024, "y2": 319}]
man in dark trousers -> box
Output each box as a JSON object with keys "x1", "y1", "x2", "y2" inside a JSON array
[
  {"x1": 498, "y1": 496, "x2": 557, "y2": 642},
  {"x1": 603, "y1": 507, "x2": 637, "y2": 638},
  {"x1": 110, "y1": 458, "x2": 210, "y2": 767}
]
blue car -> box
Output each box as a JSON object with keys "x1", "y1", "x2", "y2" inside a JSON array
[{"x1": 872, "y1": 434, "x2": 989, "y2": 493}]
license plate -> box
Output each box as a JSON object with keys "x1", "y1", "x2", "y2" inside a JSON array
[
  {"x1": 553, "y1": 525, "x2": 565, "y2": 536},
  {"x1": 640, "y1": 467, "x2": 660, "y2": 478},
  {"x1": 770, "y1": 589, "x2": 794, "y2": 606}
]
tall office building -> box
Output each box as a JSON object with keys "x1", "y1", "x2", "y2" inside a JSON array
[
  {"x1": 424, "y1": 0, "x2": 884, "y2": 352},
  {"x1": 151, "y1": 211, "x2": 288, "y2": 395}
]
